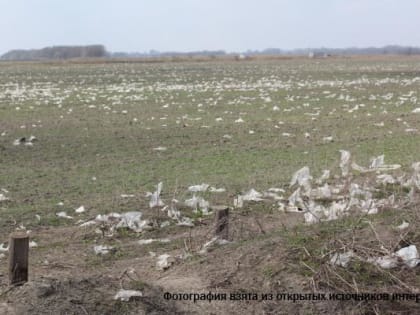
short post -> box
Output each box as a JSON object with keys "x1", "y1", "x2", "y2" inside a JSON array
[
  {"x1": 215, "y1": 208, "x2": 229, "y2": 240},
  {"x1": 8, "y1": 233, "x2": 29, "y2": 285}
]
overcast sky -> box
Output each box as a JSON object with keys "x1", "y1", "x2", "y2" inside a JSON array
[{"x1": 1, "y1": 0, "x2": 419, "y2": 55}]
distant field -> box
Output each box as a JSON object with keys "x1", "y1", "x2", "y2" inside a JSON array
[
  {"x1": 1, "y1": 57, "x2": 420, "y2": 227},
  {"x1": 1, "y1": 57, "x2": 420, "y2": 313}
]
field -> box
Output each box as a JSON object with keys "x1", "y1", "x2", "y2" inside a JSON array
[{"x1": 1, "y1": 56, "x2": 420, "y2": 314}]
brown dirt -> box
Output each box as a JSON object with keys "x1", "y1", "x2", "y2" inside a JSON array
[
  {"x1": 0, "y1": 208, "x2": 312, "y2": 314},
  {"x1": 1, "y1": 200, "x2": 418, "y2": 314}
]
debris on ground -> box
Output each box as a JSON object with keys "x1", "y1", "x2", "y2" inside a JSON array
[
  {"x1": 198, "y1": 237, "x2": 230, "y2": 254},
  {"x1": 93, "y1": 245, "x2": 114, "y2": 255},
  {"x1": 280, "y1": 150, "x2": 417, "y2": 224},
  {"x1": 0, "y1": 193, "x2": 9, "y2": 202},
  {"x1": 290, "y1": 166, "x2": 312, "y2": 190},
  {"x1": 233, "y1": 188, "x2": 265, "y2": 208},
  {"x1": 147, "y1": 182, "x2": 165, "y2": 208},
  {"x1": 120, "y1": 194, "x2": 135, "y2": 198},
  {"x1": 114, "y1": 289, "x2": 143, "y2": 301},
  {"x1": 80, "y1": 211, "x2": 151, "y2": 233},
  {"x1": 0, "y1": 243, "x2": 9, "y2": 252},
  {"x1": 185, "y1": 195, "x2": 210, "y2": 214},
  {"x1": 209, "y1": 186, "x2": 226, "y2": 193},
  {"x1": 138, "y1": 238, "x2": 170, "y2": 245},
  {"x1": 56, "y1": 211, "x2": 73, "y2": 219},
  {"x1": 339, "y1": 150, "x2": 351, "y2": 177},
  {"x1": 330, "y1": 251, "x2": 355, "y2": 267},
  {"x1": 153, "y1": 146, "x2": 167, "y2": 151},
  {"x1": 316, "y1": 170, "x2": 330, "y2": 184},
  {"x1": 352, "y1": 154, "x2": 401, "y2": 173},
  {"x1": 116, "y1": 212, "x2": 150, "y2": 232},
  {"x1": 75, "y1": 206, "x2": 85, "y2": 214},
  {"x1": 395, "y1": 245, "x2": 420, "y2": 268},
  {"x1": 13, "y1": 136, "x2": 37, "y2": 146},
  {"x1": 396, "y1": 221, "x2": 409, "y2": 230},
  {"x1": 188, "y1": 183, "x2": 209, "y2": 192},
  {"x1": 156, "y1": 254, "x2": 174, "y2": 270},
  {"x1": 333, "y1": 245, "x2": 420, "y2": 270}
]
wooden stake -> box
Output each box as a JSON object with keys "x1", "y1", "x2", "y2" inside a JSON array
[
  {"x1": 8, "y1": 233, "x2": 29, "y2": 285},
  {"x1": 215, "y1": 208, "x2": 229, "y2": 240}
]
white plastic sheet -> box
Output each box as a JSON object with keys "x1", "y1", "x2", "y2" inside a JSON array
[
  {"x1": 147, "y1": 182, "x2": 165, "y2": 208},
  {"x1": 188, "y1": 184, "x2": 209, "y2": 192},
  {"x1": 290, "y1": 166, "x2": 311, "y2": 191},
  {"x1": 339, "y1": 150, "x2": 351, "y2": 177},
  {"x1": 157, "y1": 254, "x2": 173, "y2": 270},
  {"x1": 185, "y1": 195, "x2": 210, "y2": 214},
  {"x1": 94, "y1": 245, "x2": 114, "y2": 255},
  {"x1": 330, "y1": 251, "x2": 354, "y2": 267},
  {"x1": 0, "y1": 243, "x2": 9, "y2": 252},
  {"x1": 138, "y1": 238, "x2": 170, "y2": 245},
  {"x1": 116, "y1": 212, "x2": 150, "y2": 233},
  {"x1": 114, "y1": 289, "x2": 143, "y2": 301},
  {"x1": 396, "y1": 221, "x2": 409, "y2": 230},
  {"x1": 316, "y1": 170, "x2": 330, "y2": 184},
  {"x1": 81, "y1": 211, "x2": 150, "y2": 233},
  {"x1": 198, "y1": 237, "x2": 230, "y2": 254},
  {"x1": 56, "y1": 211, "x2": 73, "y2": 219},
  {"x1": 395, "y1": 245, "x2": 420, "y2": 268},
  {"x1": 75, "y1": 206, "x2": 85, "y2": 213},
  {"x1": 0, "y1": 194, "x2": 9, "y2": 202},
  {"x1": 368, "y1": 245, "x2": 420, "y2": 269},
  {"x1": 242, "y1": 189, "x2": 264, "y2": 201}
]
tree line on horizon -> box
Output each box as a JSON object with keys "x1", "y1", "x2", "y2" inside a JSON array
[
  {"x1": 2, "y1": 44, "x2": 420, "y2": 60},
  {"x1": 1, "y1": 45, "x2": 107, "y2": 61}
]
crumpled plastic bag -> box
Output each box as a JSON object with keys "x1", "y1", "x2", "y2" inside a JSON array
[
  {"x1": 56, "y1": 211, "x2": 73, "y2": 219},
  {"x1": 395, "y1": 245, "x2": 420, "y2": 268},
  {"x1": 209, "y1": 186, "x2": 226, "y2": 193},
  {"x1": 233, "y1": 195, "x2": 243, "y2": 208},
  {"x1": 185, "y1": 195, "x2": 210, "y2": 214},
  {"x1": 407, "y1": 162, "x2": 420, "y2": 188},
  {"x1": 75, "y1": 206, "x2": 85, "y2": 213},
  {"x1": 116, "y1": 211, "x2": 150, "y2": 233},
  {"x1": 198, "y1": 237, "x2": 230, "y2": 254},
  {"x1": 368, "y1": 256, "x2": 398, "y2": 269},
  {"x1": 304, "y1": 212, "x2": 317, "y2": 224},
  {"x1": 311, "y1": 183, "x2": 332, "y2": 199},
  {"x1": 330, "y1": 251, "x2": 355, "y2": 267},
  {"x1": 287, "y1": 188, "x2": 304, "y2": 211},
  {"x1": 324, "y1": 201, "x2": 348, "y2": 221},
  {"x1": 94, "y1": 245, "x2": 114, "y2": 255},
  {"x1": 81, "y1": 211, "x2": 150, "y2": 233},
  {"x1": 316, "y1": 170, "x2": 330, "y2": 184},
  {"x1": 0, "y1": 243, "x2": 9, "y2": 252},
  {"x1": 242, "y1": 189, "x2": 264, "y2": 201},
  {"x1": 188, "y1": 184, "x2": 209, "y2": 192},
  {"x1": 368, "y1": 245, "x2": 420, "y2": 269},
  {"x1": 147, "y1": 182, "x2": 165, "y2": 208},
  {"x1": 376, "y1": 174, "x2": 396, "y2": 185},
  {"x1": 352, "y1": 154, "x2": 401, "y2": 173},
  {"x1": 370, "y1": 155, "x2": 385, "y2": 169},
  {"x1": 156, "y1": 254, "x2": 174, "y2": 270},
  {"x1": 138, "y1": 238, "x2": 170, "y2": 245},
  {"x1": 114, "y1": 289, "x2": 143, "y2": 301},
  {"x1": 0, "y1": 193, "x2": 10, "y2": 202},
  {"x1": 396, "y1": 221, "x2": 409, "y2": 230},
  {"x1": 233, "y1": 189, "x2": 264, "y2": 208},
  {"x1": 290, "y1": 166, "x2": 312, "y2": 192},
  {"x1": 339, "y1": 150, "x2": 351, "y2": 177}
]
